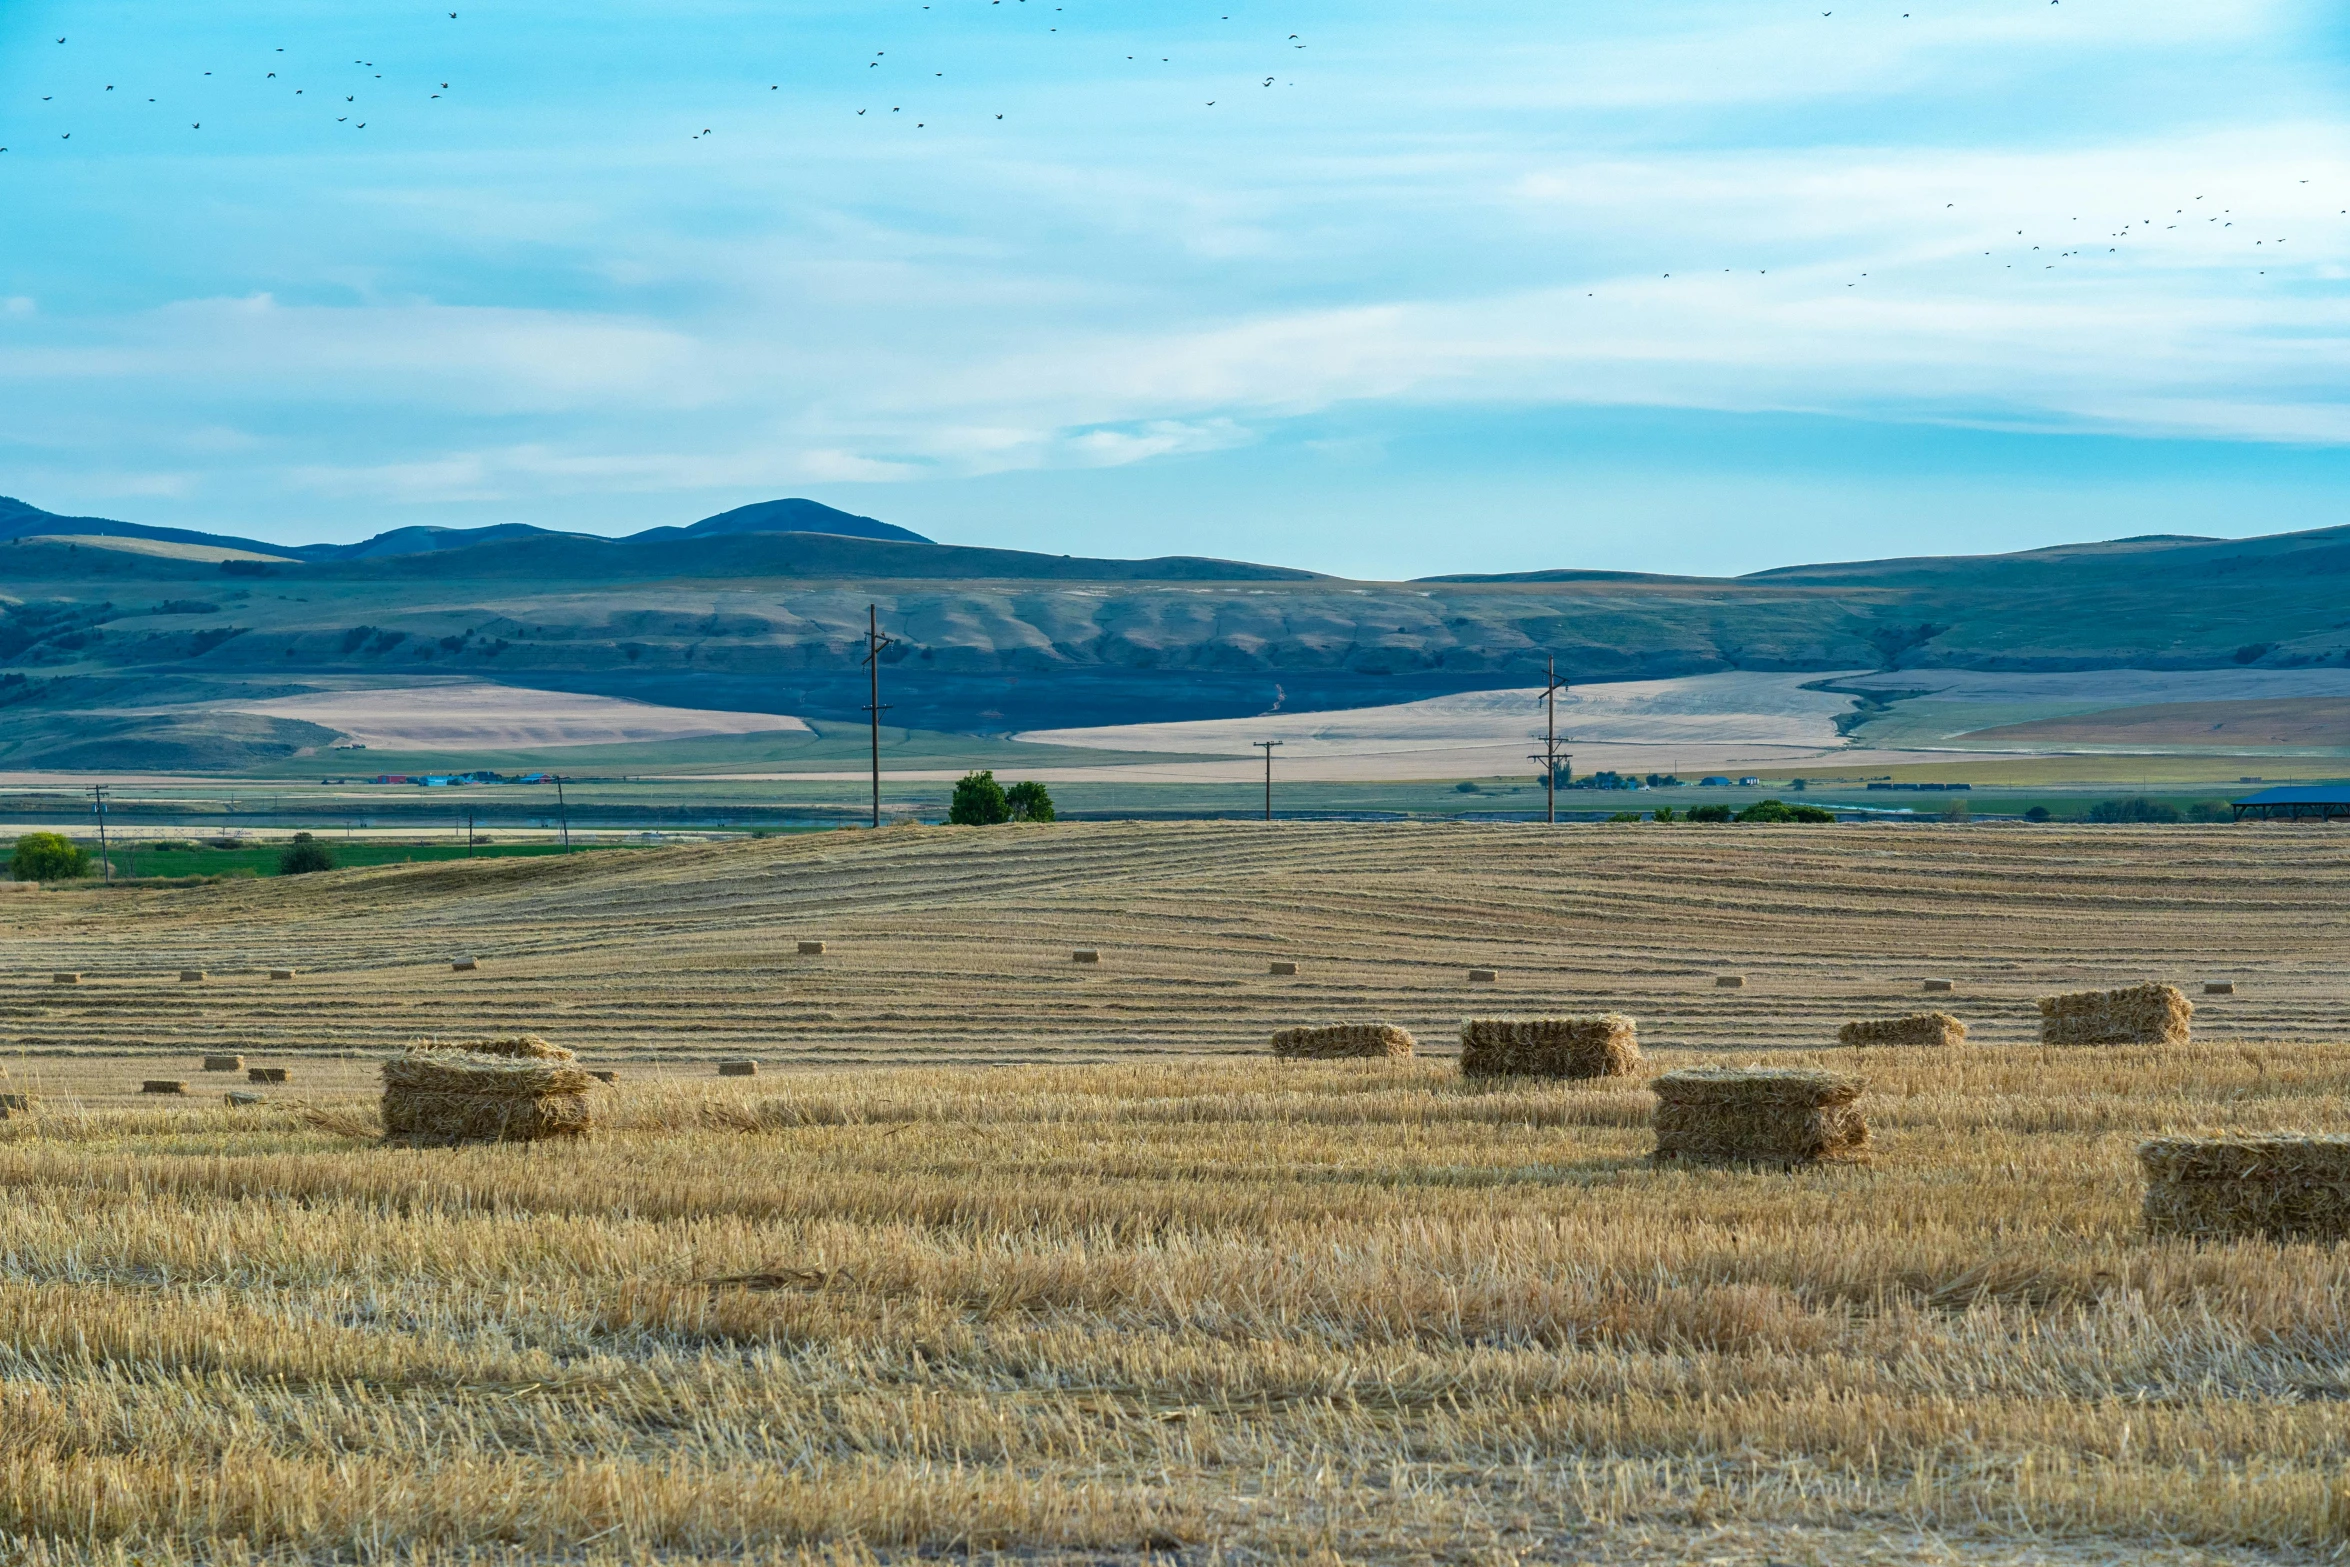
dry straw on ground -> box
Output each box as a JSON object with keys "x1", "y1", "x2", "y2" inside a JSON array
[
  {"x1": 1837, "y1": 1012, "x2": 1968, "y2": 1049},
  {"x1": 380, "y1": 1034, "x2": 596, "y2": 1144},
  {"x1": 2040, "y1": 982, "x2": 2194, "y2": 1046},
  {"x1": 1651, "y1": 1065, "x2": 1869, "y2": 1167},
  {"x1": 1459, "y1": 1014, "x2": 1640, "y2": 1079},
  {"x1": 1270, "y1": 1022, "x2": 1416, "y2": 1060},
  {"x1": 2141, "y1": 1134, "x2": 2350, "y2": 1242}
]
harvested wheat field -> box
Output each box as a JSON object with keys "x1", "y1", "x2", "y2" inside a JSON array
[{"x1": 1, "y1": 821, "x2": 2349, "y2": 1564}]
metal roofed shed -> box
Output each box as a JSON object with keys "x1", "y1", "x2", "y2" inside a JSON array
[{"x1": 2231, "y1": 784, "x2": 2350, "y2": 823}]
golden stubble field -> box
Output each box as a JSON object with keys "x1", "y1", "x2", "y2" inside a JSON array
[{"x1": 4, "y1": 820, "x2": 2350, "y2": 1565}]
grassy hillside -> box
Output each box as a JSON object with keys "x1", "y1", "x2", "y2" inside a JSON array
[{"x1": 3, "y1": 523, "x2": 2347, "y2": 769}]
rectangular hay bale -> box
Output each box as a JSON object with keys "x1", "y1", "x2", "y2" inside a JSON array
[
  {"x1": 225, "y1": 1091, "x2": 262, "y2": 1107},
  {"x1": 1071, "y1": 949, "x2": 1100, "y2": 964},
  {"x1": 1922, "y1": 979, "x2": 1956, "y2": 993},
  {"x1": 179, "y1": 970, "x2": 206, "y2": 983},
  {"x1": 1269, "y1": 961, "x2": 1298, "y2": 976},
  {"x1": 1650, "y1": 1067, "x2": 1868, "y2": 1168},
  {"x1": 2038, "y1": 982, "x2": 2192, "y2": 1046},
  {"x1": 2141, "y1": 1136, "x2": 2350, "y2": 1242},
  {"x1": 797, "y1": 940, "x2": 826, "y2": 955},
  {"x1": 2204, "y1": 982, "x2": 2236, "y2": 996},
  {"x1": 1460, "y1": 1015, "x2": 1640, "y2": 1079},
  {"x1": 450, "y1": 956, "x2": 478, "y2": 972},
  {"x1": 1837, "y1": 1012, "x2": 1968, "y2": 1049},
  {"x1": 201, "y1": 1055, "x2": 246, "y2": 1072},
  {"x1": 381, "y1": 1039, "x2": 596, "y2": 1145},
  {"x1": 248, "y1": 1067, "x2": 288, "y2": 1084},
  {"x1": 51, "y1": 972, "x2": 78, "y2": 985},
  {"x1": 270, "y1": 969, "x2": 297, "y2": 981},
  {"x1": 142, "y1": 1080, "x2": 186, "y2": 1096},
  {"x1": 1467, "y1": 968, "x2": 1497, "y2": 983},
  {"x1": 1715, "y1": 975, "x2": 1746, "y2": 989},
  {"x1": 0, "y1": 1093, "x2": 32, "y2": 1111},
  {"x1": 718, "y1": 1060, "x2": 760, "y2": 1077},
  {"x1": 1270, "y1": 1023, "x2": 1416, "y2": 1060}
]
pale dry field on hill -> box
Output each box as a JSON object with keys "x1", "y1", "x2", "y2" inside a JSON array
[{"x1": 3, "y1": 822, "x2": 2350, "y2": 1565}]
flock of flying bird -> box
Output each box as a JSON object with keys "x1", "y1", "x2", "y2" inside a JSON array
[{"x1": 0, "y1": 2, "x2": 2336, "y2": 293}]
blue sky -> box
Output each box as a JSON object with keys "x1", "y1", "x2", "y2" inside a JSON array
[{"x1": 1, "y1": 0, "x2": 2346, "y2": 577}]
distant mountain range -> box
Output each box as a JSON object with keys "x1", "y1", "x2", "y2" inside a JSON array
[
  {"x1": 1, "y1": 489, "x2": 2346, "y2": 766},
  {"x1": 0, "y1": 495, "x2": 933, "y2": 562}
]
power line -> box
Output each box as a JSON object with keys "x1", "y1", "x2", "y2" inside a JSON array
[
  {"x1": 1252, "y1": 739, "x2": 1283, "y2": 821},
  {"x1": 1528, "y1": 656, "x2": 1571, "y2": 825},
  {"x1": 861, "y1": 603, "x2": 896, "y2": 829}
]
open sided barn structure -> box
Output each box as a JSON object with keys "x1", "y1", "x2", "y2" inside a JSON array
[{"x1": 2231, "y1": 784, "x2": 2350, "y2": 823}]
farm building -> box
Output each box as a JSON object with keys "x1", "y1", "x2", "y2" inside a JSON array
[{"x1": 2231, "y1": 784, "x2": 2350, "y2": 823}]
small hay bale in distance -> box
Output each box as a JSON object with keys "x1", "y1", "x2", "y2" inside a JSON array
[
  {"x1": 51, "y1": 972, "x2": 78, "y2": 985},
  {"x1": 0, "y1": 1092, "x2": 32, "y2": 1111},
  {"x1": 2205, "y1": 982, "x2": 2236, "y2": 996},
  {"x1": 270, "y1": 969, "x2": 296, "y2": 981},
  {"x1": 1715, "y1": 975, "x2": 1746, "y2": 989},
  {"x1": 1271, "y1": 1022, "x2": 1415, "y2": 1060},
  {"x1": 2038, "y1": 982, "x2": 2193, "y2": 1046},
  {"x1": 1269, "y1": 960, "x2": 1299, "y2": 976},
  {"x1": 201, "y1": 1054, "x2": 245, "y2": 1072},
  {"x1": 248, "y1": 1067, "x2": 288, "y2": 1084},
  {"x1": 141, "y1": 1080, "x2": 186, "y2": 1096},
  {"x1": 2141, "y1": 1135, "x2": 2350, "y2": 1242},
  {"x1": 1921, "y1": 978, "x2": 1956, "y2": 993},
  {"x1": 796, "y1": 940, "x2": 826, "y2": 956},
  {"x1": 1838, "y1": 1012, "x2": 1968, "y2": 1049},
  {"x1": 381, "y1": 1036, "x2": 597, "y2": 1145},
  {"x1": 1650, "y1": 1066, "x2": 1869, "y2": 1169},
  {"x1": 718, "y1": 1059, "x2": 760, "y2": 1077},
  {"x1": 179, "y1": 970, "x2": 206, "y2": 983},
  {"x1": 1071, "y1": 948, "x2": 1100, "y2": 964},
  {"x1": 1460, "y1": 1015, "x2": 1640, "y2": 1079},
  {"x1": 1467, "y1": 968, "x2": 1497, "y2": 983},
  {"x1": 450, "y1": 955, "x2": 478, "y2": 972}
]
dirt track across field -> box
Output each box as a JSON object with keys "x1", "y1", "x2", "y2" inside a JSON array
[{"x1": 2, "y1": 820, "x2": 2338, "y2": 1077}]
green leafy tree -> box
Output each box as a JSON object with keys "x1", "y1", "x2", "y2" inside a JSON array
[
  {"x1": 1650, "y1": 806, "x2": 1677, "y2": 823},
  {"x1": 9, "y1": 831, "x2": 90, "y2": 882},
  {"x1": 948, "y1": 770, "x2": 1011, "y2": 826},
  {"x1": 1686, "y1": 804, "x2": 1733, "y2": 823},
  {"x1": 278, "y1": 834, "x2": 336, "y2": 875},
  {"x1": 1005, "y1": 780, "x2": 1056, "y2": 822},
  {"x1": 2024, "y1": 806, "x2": 2052, "y2": 822}
]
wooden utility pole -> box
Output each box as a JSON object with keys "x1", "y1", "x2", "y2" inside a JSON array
[
  {"x1": 90, "y1": 785, "x2": 111, "y2": 883},
  {"x1": 861, "y1": 604, "x2": 895, "y2": 828},
  {"x1": 1252, "y1": 740, "x2": 1283, "y2": 821},
  {"x1": 1529, "y1": 656, "x2": 1571, "y2": 825},
  {"x1": 553, "y1": 774, "x2": 572, "y2": 851}
]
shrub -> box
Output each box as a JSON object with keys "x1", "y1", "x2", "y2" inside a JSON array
[
  {"x1": 1734, "y1": 799, "x2": 1832, "y2": 824},
  {"x1": 1651, "y1": 806, "x2": 1677, "y2": 823},
  {"x1": 1686, "y1": 805, "x2": 1733, "y2": 823},
  {"x1": 1454, "y1": 781, "x2": 1480, "y2": 794},
  {"x1": 2087, "y1": 797, "x2": 2182, "y2": 824},
  {"x1": 2024, "y1": 806, "x2": 2051, "y2": 822},
  {"x1": 1941, "y1": 799, "x2": 1970, "y2": 824},
  {"x1": 10, "y1": 831, "x2": 90, "y2": 881},
  {"x1": 1005, "y1": 780, "x2": 1056, "y2": 823},
  {"x1": 1607, "y1": 811, "x2": 1641, "y2": 822},
  {"x1": 948, "y1": 770, "x2": 1010, "y2": 826},
  {"x1": 2187, "y1": 800, "x2": 2232, "y2": 822},
  {"x1": 278, "y1": 837, "x2": 336, "y2": 875}
]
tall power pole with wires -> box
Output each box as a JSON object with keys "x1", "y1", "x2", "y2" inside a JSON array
[
  {"x1": 1528, "y1": 656, "x2": 1571, "y2": 825},
  {"x1": 553, "y1": 774, "x2": 572, "y2": 851},
  {"x1": 1252, "y1": 739, "x2": 1283, "y2": 821},
  {"x1": 862, "y1": 604, "x2": 895, "y2": 829},
  {"x1": 89, "y1": 784, "x2": 111, "y2": 883}
]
